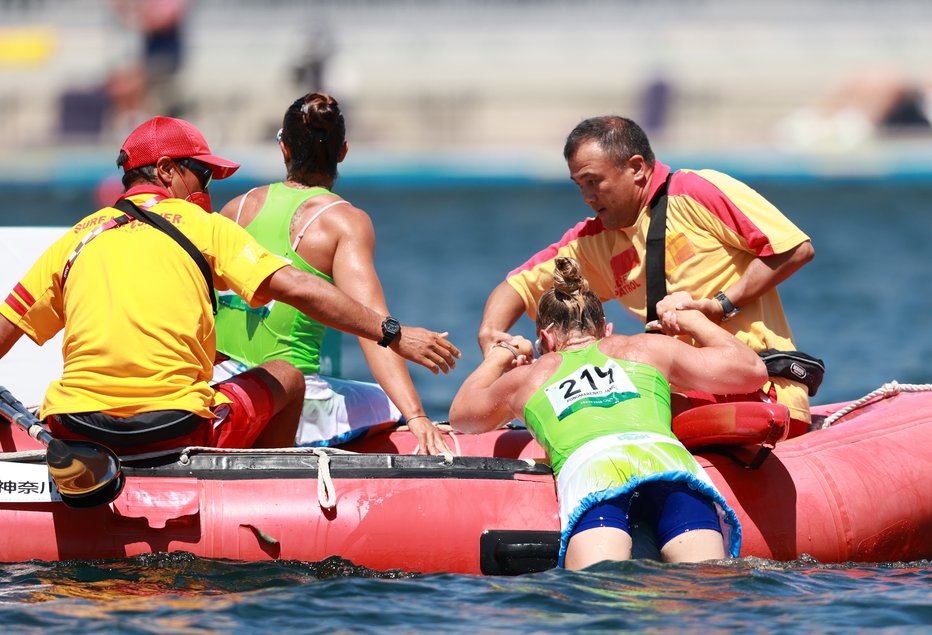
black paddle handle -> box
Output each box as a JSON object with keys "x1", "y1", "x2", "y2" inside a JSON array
[{"x1": 0, "y1": 386, "x2": 53, "y2": 446}]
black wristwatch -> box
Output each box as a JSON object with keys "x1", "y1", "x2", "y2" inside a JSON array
[
  {"x1": 378, "y1": 316, "x2": 401, "y2": 347},
  {"x1": 714, "y1": 291, "x2": 740, "y2": 321}
]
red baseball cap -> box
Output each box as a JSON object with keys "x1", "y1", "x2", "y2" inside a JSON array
[{"x1": 119, "y1": 117, "x2": 240, "y2": 179}]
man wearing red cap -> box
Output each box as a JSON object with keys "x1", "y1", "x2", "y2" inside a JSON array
[{"x1": 0, "y1": 117, "x2": 459, "y2": 455}]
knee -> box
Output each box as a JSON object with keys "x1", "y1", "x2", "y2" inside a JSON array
[{"x1": 258, "y1": 360, "x2": 305, "y2": 404}]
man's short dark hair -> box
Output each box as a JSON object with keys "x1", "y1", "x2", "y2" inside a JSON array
[
  {"x1": 116, "y1": 149, "x2": 157, "y2": 189},
  {"x1": 563, "y1": 116, "x2": 655, "y2": 168}
]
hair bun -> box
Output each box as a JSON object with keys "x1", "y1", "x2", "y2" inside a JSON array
[
  {"x1": 301, "y1": 93, "x2": 340, "y2": 131},
  {"x1": 552, "y1": 256, "x2": 589, "y2": 298}
]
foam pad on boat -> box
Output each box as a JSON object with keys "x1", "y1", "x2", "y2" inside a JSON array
[{"x1": 672, "y1": 402, "x2": 790, "y2": 451}]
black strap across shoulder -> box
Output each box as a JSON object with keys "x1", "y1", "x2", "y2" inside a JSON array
[
  {"x1": 114, "y1": 199, "x2": 218, "y2": 314},
  {"x1": 641, "y1": 178, "x2": 827, "y2": 392},
  {"x1": 644, "y1": 175, "x2": 671, "y2": 324}
]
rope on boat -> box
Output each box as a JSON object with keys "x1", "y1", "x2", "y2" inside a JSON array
[
  {"x1": 821, "y1": 380, "x2": 932, "y2": 428},
  {"x1": 173, "y1": 445, "x2": 345, "y2": 510},
  {"x1": 173, "y1": 445, "x2": 357, "y2": 464},
  {"x1": 313, "y1": 448, "x2": 336, "y2": 509},
  {"x1": 0, "y1": 449, "x2": 46, "y2": 461}
]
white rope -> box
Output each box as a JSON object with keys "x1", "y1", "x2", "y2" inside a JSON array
[
  {"x1": 0, "y1": 443, "x2": 355, "y2": 464},
  {"x1": 169, "y1": 445, "x2": 345, "y2": 510},
  {"x1": 313, "y1": 448, "x2": 336, "y2": 509},
  {"x1": 0, "y1": 449, "x2": 46, "y2": 461},
  {"x1": 821, "y1": 380, "x2": 932, "y2": 428},
  {"x1": 175, "y1": 445, "x2": 355, "y2": 464}
]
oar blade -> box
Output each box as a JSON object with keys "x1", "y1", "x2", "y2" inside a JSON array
[
  {"x1": 1, "y1": 386, "x2": 125, "y2": 508},
  {"x1": 45, "y1": 438, "x2": 125, "y2": 508}
]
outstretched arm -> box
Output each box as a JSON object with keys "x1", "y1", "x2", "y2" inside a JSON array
[
  {"x1": 259, "y1": 266, "x2": 460, "y2": 374},
  {"x1": 477, "y1": 281, "x2": 527, "y2": 356},
  {"x1": 330, "y1": 206, "x2": 452, "y2": 454},
  {"x1": 450, "y1": 337, "x2": 535, "y2": 434}
]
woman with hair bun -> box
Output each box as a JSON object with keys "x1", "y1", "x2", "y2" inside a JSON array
[
  {"x1": 214, "y1": 92, "x2": 455, "y2": 454},
  {"x1": 451, "y1": 257, "x2": 767, "y2": 568}
]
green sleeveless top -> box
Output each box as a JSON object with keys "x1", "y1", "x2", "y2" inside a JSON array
[
  {"x1": 215, "y1": 184, "x2": 336, "y2": 374},
  {"x1": 523, "y1": 342, "x2": 674, "y2": 476}
]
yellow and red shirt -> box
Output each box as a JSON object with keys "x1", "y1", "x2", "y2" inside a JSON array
[
  {"x1": 506, "y1": 161, "x2": 812, "y2": 420},
  {"x1": 0, "y1": 187, "x2": 288, "y2": 419}
]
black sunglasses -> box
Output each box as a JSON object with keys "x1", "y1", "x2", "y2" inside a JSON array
[{"x1": 176, "y1": 158, "x2": 213, "y2": 190}]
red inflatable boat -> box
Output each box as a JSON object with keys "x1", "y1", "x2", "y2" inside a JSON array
[{"x1": 0, "y1": 382, "x2": 929, "y2": 575}]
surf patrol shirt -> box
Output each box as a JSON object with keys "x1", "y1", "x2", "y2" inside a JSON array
[
  {"x1": 0, "y1": 188, "x2": 289, "y2": 420},
  {"x1": 215, "y1": 184, "x2": 334, "y2": 374},
  {"x1": 506, "y1": 161, "x2": 812, "y2": 421}
]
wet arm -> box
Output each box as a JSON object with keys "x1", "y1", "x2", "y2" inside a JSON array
[
  {"x1": 656, "y1": 310, "x2": 768, "y2": 394},
  {"x1": 450, "y1": 338, "x2": 534, "y2": 433}
]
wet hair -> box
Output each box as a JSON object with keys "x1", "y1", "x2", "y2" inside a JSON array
[
  {"x1": 280, "y1": 92, "x2": 345, "y2": 184},
  {"x1": 536, "y1": 256, "x2": 605, "y2": 338},
  {"x1": 563, "y1": 116, "x2": 655, "y2": 169},
  {"x1": 116, "y1": 149, "x2": 156, "y2": 189}
]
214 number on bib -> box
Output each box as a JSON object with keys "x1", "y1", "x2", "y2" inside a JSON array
[{"x1": 544, "y1": 361, "x2": 639, "y2": 420}]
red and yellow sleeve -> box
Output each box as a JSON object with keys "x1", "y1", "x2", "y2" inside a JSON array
[
  {"x1": 0, "y1": 236, "x2": 70, "y2": 345},
  {"x1": 505, "y1": 218, "x2": 619, "y2": 320},
  {"x1": 676, "y1": 169, "x2": 810, "y2": 257}
]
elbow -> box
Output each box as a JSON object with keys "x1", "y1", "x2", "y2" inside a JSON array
[
  {"x1": 449, "y1": 402, "x2": 480, "y2": 434},
  {"x1": 448, "y1": 399, "x2": 471, "y2": 433},
  {"x1": 751, "y1": 357, "x2": 769, "y2": 391},
  {"x1": 449, "y1": 399, "x2": 502, "y2": 435},
  {"x1": 735, "y1": 356, "x2": 770, "y2": 394},
  {"x1": 448, "y1": 412, "x2": 486, "y2": 435},
  {"x1": 795, "y1": 241, "x2": 815, "y2": 267}
]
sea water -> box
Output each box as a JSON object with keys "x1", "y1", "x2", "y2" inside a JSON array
[
  {"x1": 0, "y1": 555, "x2": 928, "y2": 633},
  {"x1": 0, "y1": 177, "x2": 930, "y2": 632}
]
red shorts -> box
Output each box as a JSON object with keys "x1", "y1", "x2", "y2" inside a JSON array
[
  {"x1": 200, "y1": 371, "x2": 275, "y2": 448},
  {"x1": 47, "y1": 372, "x2": 275, "y2": 455}
]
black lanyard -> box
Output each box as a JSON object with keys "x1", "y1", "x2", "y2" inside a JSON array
[{"x1": 644, "y1": 174, "x2": 671, "y2": 324}]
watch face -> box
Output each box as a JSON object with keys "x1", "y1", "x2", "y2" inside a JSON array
[{"x1": 379, "y1": 316, "x2": 401, "y2": 346}]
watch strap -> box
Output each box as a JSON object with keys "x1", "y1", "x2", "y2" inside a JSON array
[{"x1": 714, "y1": 291, "x2": 739, "y2": 321}]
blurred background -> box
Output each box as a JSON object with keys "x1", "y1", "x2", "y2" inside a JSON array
[
  {"x1": 2, "y1": 0, "x2": 932, "y2": 414},
  {"x1": 2, "y1": 0, "x2": 932, "y2": 181}
]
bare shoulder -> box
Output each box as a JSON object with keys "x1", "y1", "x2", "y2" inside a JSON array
[
  {"x1": 218, "y1": 185, "x2": 271, "y2": 222},
  {"x1": 311, "y1": 196, "x2": 374, "y2": 236},
  {"x1": 597, "y1": 334, "x2": 666, "y2": 366},
  {"x1": 521, "y1": 354, "x2": 563, "y2": 385},
  {"x1": 495, "y1": 361, "x2": 547, "y2": 405},
  {"x1": 326, "y1": 196, "x2": 371, "y2": 223}
]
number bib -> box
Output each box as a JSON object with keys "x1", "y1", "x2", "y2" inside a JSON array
[{"x1": 544, "y1": 360, "x2": 639, "y2": 420}]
